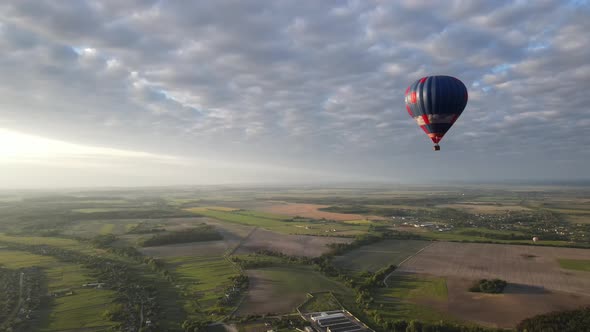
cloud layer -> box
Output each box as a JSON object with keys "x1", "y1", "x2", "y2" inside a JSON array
[{"x1": 0, "y1": 0, "x2": 588, "y2": 185}]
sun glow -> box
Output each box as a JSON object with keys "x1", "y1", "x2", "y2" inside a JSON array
[{"x1": 0, "y1": 128, "x2": 177, "y2": 164}]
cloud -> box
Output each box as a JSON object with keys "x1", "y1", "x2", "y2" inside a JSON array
[{"x1": 0, "y1": 0, "x2": 588, "y2": 184}]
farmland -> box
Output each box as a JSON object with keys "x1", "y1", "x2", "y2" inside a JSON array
[
  {"x1": 234, "y1": 227, "x2": 352, "y2": 257},
  {"x1": 163, "y1": 255, "x2": 240, "y2": 319},
  {"x1": 0, "y1": 185, "x2": 588, "y2": 331},
  {"x1": 236, "y1": 266, "x2": 353, "y2": 315},
  {"x1": 558, "y1": 258, "x2": 590, "y2": 272},
  {"x1": 442, "y1": 277, "x2": 589, "y2": 328},
  {"x1": 333, "y1": 239, "x2": 430, "y2": 272},
  {"x1": 0, "y1": 249, "x2": 116, "y2": 331},
  {"x1": 257, "y1": 202, "x2": 371, "y2": 221},
  {"x1": 298, "y1": 292, "x2": 342, "y2": 313},
  {"x1": 372, "y1": 274, "x2": 451, "y2": 323},
  {"x1": 384, "y1": 241, "x2": 590, "y2": 327},
  {"x1": 395, "y1": 242, "x2": 590, "y2": 295},
  {"x1": 186, "y1": 207, "x2": 369, "y2": 236}
]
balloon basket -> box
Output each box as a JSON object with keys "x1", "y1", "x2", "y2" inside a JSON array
[{"x1": 433, "y1": 145, "x2": 440, "y2": 151}]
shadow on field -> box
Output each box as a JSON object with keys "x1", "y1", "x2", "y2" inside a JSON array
[{"x1": 503, "y1": 283, "x2": 548, "y2": 294}]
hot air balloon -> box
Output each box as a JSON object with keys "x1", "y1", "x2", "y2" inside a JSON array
[
  {"x1": 532, "y1": 236, "x2": 539, "y2": 243},
  {"x1": 405, "y1": 76, "x2": 468, "y2": 151}
]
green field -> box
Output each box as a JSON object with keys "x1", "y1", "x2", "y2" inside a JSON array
[
  {"x1": 0, "y1": 234, "x2": 89, "y2": 251},
  {"x1": 163, "y1": 255, "x2": 240, "y2": 318},
  {"x1": 40, "y1": 289, "x2": 115, "y2": 331},
  {"x1": 99, "y1": 223, "x2": 115, "y2": 234},
  {"x1": 59, "y1": 220, "x2": 141, "y2": 238},
  {"x1": 0, "y1": 249, "x2": 116, "y2": 331},
  {"x1": 250, "y1": 266, "x2": 351, "y2": 295},
  {"x1": 72, "y1": 207, "x2": 151, "y2": 213},
  {"x1": 372, "y1": 274, "x2": 450, "y2": 322},
  {"x1": 419, "y1": 230, "x2": 573, "y2": 246},
  {"x1": 239, "y1": 265, "x2": 354, "y2": 315},
  {"x1": 333, "y1": 240, "x2": 430, "y2": 272},
  {"x1": 558, "y1": 258, "x2": 590, "y2": 272},
  {"x1": 299, "y1": 292, "x2": 342, "y2": 313},
  {"x1": 187, "y1": 207, "x2": 367, "y2": 236},
  {"x1": 187, "y1": 207, "x2": 289, "y2": 225}
]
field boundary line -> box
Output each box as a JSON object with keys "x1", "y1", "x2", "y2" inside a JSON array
[
  {"x1": 225, "y1": 226, "x2": 258, "y2": 257},
  {"x1": 223, "y1": 227, "x2": 259, "y2": 321},
  {"x1": 384, "y1": 241, "x2": 435, "y2": 287}
]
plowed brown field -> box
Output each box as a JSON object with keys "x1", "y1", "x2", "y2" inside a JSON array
[
  {"x1": 391, "y1": 242, "x2": 590, "y2": 328},
  {"x1": 397, "y1": 242, "x2": 590, "y2": 295}
]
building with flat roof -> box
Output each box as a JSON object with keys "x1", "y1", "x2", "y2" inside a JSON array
[{"x1": 304, "y1": 310, "x2": 371, "y2": 332}]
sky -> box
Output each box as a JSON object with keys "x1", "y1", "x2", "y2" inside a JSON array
[{"x1": 0, "y1": 0, "x2": 588, "y2": 188}]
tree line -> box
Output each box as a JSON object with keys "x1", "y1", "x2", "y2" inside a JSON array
[{"x1": 139, "y1": 225, "x2": 222, "y2": 247}]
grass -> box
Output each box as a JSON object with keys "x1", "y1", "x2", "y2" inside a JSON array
[
  {"x1": 299, "y1": 292, "x2": 342, "y2": 313},
  {"x1": 371, "y1": 274, "x2": 450, "y2": 322},
  {"x1": 255, "y1": 266, "x2": 351, "y2": 294},
  {"x1": 40, "y1": 289, "x2": 115, "y2": 331},
  {"x1": 0, "y1": 249, "x2": 56, "y2": 268},
  {"x1": 558, "y1": 259, "x2": 590, "y2": 272},
  {"x1": 163, "y1": 255, "x2": 240, "y2": 319},
  {"x1": 186, "y1": 207, "x2": 288, "y2": 226},
  {"x1": 186, "y1": 207, "x2": 367, "y2": 236},
  {"x1": 436, "y1": 203, "x2": 531, "y2": 214},
  {"x1": 342, "y1": 219, "x2": 373, "y2": 225},
  {"x1": 72, "y1": 207, "x2": 152, "y2": 213},
  {"x1": 0, "y1": 233, "x2": 84, "y2": 250},
  {"x1": 333, "y1": 240, "x2": 430, "y2": 272},
  {"x1": 202, "y1": 206, "x2": 240, "y2": 212},
  {"x1": 416, "y1": 230, "x2": 574, "y2": 246},
  {"x1": 241, "y1": 265, "x2": 354, "y2": 315},
  {"x1": 99, "y1": 223, "x2": 115, "y2": 234},
  {"x1": 64, "y1": 220, "x2": 142, "y2": 238},
  {"x1": 0, "y1": 249, "x2": 116, "y2": 331},
  {"x1": 566, "y1": 214, "x2": 590, "y2": 224}
]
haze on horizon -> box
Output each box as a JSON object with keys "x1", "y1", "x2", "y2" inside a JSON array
[{"x1": 0, "y1": 1, "x2": 588, "y2": 188}]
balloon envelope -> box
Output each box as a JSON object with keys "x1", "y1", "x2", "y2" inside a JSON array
[{"x1": 405, "y1": 76, "x2": 468, "y2": 145}]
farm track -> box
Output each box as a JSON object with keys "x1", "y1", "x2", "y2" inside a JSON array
[
  {"x1": 227, "y1": 226, "x2": 258, "y2": 256},
  {"x1": 384, "y1": 242, "x2": 434, "y2": 287}
]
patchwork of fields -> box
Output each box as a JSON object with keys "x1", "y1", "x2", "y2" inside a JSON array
[
  {"x1": 186, "y1": 207, "x2": 369, "y2": 236},
  {"x1": 257, "y1": 202, "x2": 369, "y2": 221},
  {"x1": 0, "y1": 187, "x2": 589, "y2": 331}
]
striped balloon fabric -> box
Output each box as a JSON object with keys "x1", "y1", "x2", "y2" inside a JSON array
[{"x1": 405, "y1": 76, "x2": 468, "y2": 150}]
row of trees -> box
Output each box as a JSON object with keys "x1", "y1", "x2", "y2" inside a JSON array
[
  {"x1": 379, "y1": 319, "x2": 504, "y2": 332},
  {"x1": 516, "y1": 306, "x2": 590, "y2": 332},
  {"x1": 326, "y1": 231, "x2": 424, "y2": 257},
  {"x1": 230, "y1": 250, "x2": 312, "y2": 269},
  {"x1": 139, "y1": 225, "x2": 222, "y2": 247}
]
